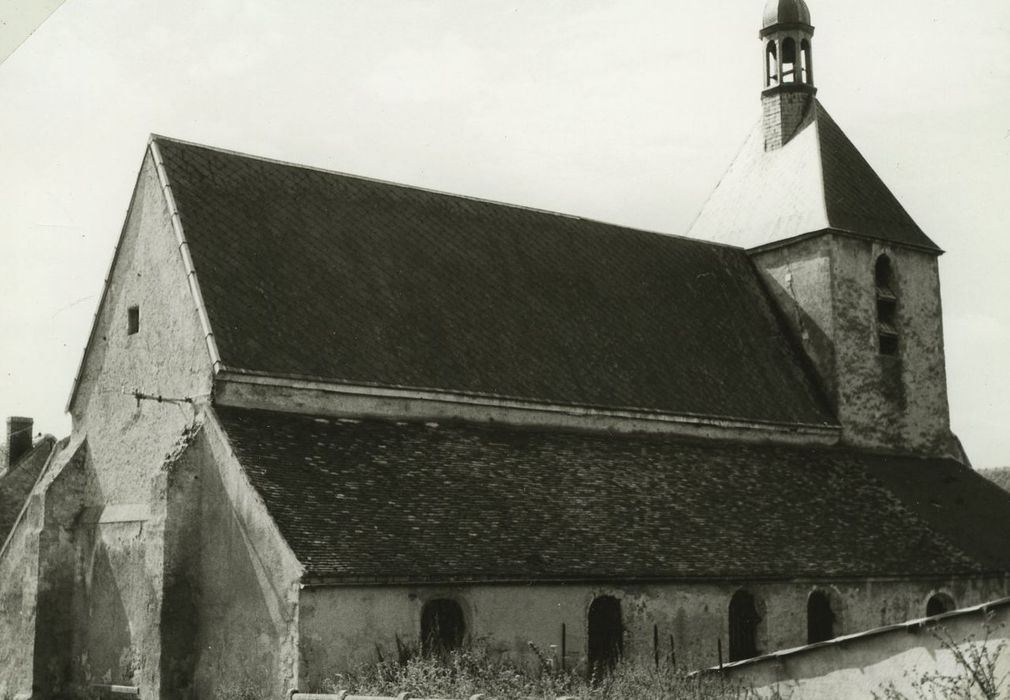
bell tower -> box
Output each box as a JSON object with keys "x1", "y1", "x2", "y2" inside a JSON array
[
  {"x1": 689, "y1": 0, "x2": 959, "y2": 459},
  {"x1": 761, "y1": 0, "x2": 816, "y2": 150}
]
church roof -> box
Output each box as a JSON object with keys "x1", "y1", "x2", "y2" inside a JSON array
[
  {"x1": 153, "y1": 136, "x2": 835, "y2": 427},
  {"x1": 215, "y1": 406, "x2": 1010, "y2": 583},
  {"x1": 687, "y1": 100, "x2": 942, "y2": 254}
]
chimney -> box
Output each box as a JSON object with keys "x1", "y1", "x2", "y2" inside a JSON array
[{"x1": 7, "y1": 416, "x2": 34, "y2": 468}]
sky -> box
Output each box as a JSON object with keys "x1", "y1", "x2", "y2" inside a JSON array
[{"x1": 0, "y1": 0, "x2": 1008, "y2": 467}]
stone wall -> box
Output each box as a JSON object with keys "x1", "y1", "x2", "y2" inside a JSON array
[
  {"x1": 830, "y1": 237, "x2": 952, "y2": 455},
  {"x1": 753, "y1": 233, "x2": 954, "y2": 457},
  {"x1": 296, "y1": 575, "x2": 1009, "y2": 690},
  {"x1": 762, "y1": 90, "x2": 813, "y2": 150},
  {"x1": 720, "y1": 597, "x2": 1010, "y2": 699}
]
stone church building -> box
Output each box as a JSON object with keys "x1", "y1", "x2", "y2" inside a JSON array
[{"x1": 3, "y1": 1, "x2": 1010, "y2": 697}]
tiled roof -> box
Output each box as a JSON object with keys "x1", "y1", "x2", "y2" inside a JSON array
[
  {"x1": 687, "y1": 100, "x2": 941, "y2": 253},
  {"x1": 980, "y1": 468, "x2": 1010, "y2": 494},
  {"x1": 154, "y1": 136, "x2": 835, "y2": 426},
  {"x1": 0, "y1": 437, "x2": 55, "y2": 543},
  {"x1": 215, "y1": 407, "x2": 1010, "y2": 582}
]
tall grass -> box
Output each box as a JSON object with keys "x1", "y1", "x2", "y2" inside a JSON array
[{"x1": 317, "y1": 641, "x2": 760, "y2": 699}]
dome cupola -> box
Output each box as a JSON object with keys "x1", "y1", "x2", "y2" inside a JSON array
[
  {"x1": 762, "y1": 0, "x2": 812, "y2": 33},
  {"x1": 760, "y1": 0, "x2": 815, "y2": 92}
]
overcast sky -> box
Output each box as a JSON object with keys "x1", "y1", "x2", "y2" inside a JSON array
[{"x1": 1, "y1": 0, "x2": 1008, "y2": 467}]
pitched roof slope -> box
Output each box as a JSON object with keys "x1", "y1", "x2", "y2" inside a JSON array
[
  {"x1": 0, "y1": 437, "x2": 55, "y2": 543},
  {"x1": 154, "y1": 137, "x2": 834, "y2": 426},
  {"x1": 687, "y1": 100, "x2": 941, "y2": 253},
  {"x1": 980, "y1": 468, "x2": 1010, "y2": 493},
  {"x1": 215, "y1": 407, "x2": 1009, "y2": 582}
]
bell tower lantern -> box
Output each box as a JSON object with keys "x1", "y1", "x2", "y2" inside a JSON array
[{"x1": 761, "y1": 0, "x2": 816, "y2": 150}]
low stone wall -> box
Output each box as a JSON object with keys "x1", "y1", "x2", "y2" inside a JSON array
[{"x1": 713, "y1": 597, "x2": 1010, "y2": 699}]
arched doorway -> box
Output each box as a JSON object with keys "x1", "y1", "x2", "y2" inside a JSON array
[
  {"x1": 420, "y1": 598, "x2": 465, "y2": 655},
  {"x1": 729, "y1": 589, "x2": 761, "y2": 661},
  {"x1": 807, "y1": 590, "x2": 835, "y2": 643},
  {"x1": 926, "y1": 593, "x2": 955, "y2": 617},
  {"x1": 587, "y1": 596, "x2": 623, "y2": 677}
]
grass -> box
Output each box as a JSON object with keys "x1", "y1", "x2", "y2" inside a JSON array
[{"x1": 315, "y1": 641, "x2": 762, "y2": 699}]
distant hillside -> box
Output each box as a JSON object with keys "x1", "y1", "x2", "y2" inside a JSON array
[{"x1": 980, "y1": 468, "x2": 1010, "y2": 493}]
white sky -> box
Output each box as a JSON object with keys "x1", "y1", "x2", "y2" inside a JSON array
[{"x1": 1, "y1": 0, "x2": 1008, "y2": 467}]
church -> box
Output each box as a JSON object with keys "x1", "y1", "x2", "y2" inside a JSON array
[{"x1": 2, "y1": 1, "x2": 1010, "y2": 698}]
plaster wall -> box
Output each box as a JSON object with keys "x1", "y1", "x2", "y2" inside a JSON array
[
  {"x1": 753, "y1": 235, "x2": 952, "y2": 456},
  {"x1": 69, "y1": 149, "x2": 213, "y2": 504},
  {"x1": 37, "y1": 147, "x2": 212, "y2": 697},
  {"x1": 188, "y1": 414, "x2": 303, "y2": 699},
  {"x1": 28, "y1": 440, "x2": 173, "y2": 697},
  {"x1": 33, "y1": 443, "x2": 91, "y2": 697},
  {"x1": 722, "y1": 601, "x2": 1010, "y2": 699},
  {"x1": 830, "y1": 237, "x2": 951, "y2": 455},
  {"x1": 296, "y1": 576, "x2": 1008, "y2": 690},
  {"x1": 753, "y1": 235, "x2": 837, "y2": 403},
  {"x1": 74, "y1": 505, "x2": 161, "y2": 691}
]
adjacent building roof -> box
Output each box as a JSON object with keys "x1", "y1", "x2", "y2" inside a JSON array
[
  {"x1": 687, "y1": 100, "x2": 941, "y2": 253},
  {"x1": 0, "y1": 437, "x2": 55, "y2": 543},
  {"x1": 154, "y1": 136, "x2": 835, "y2": 427},
  {"x1": 215, "y1": 407, "x2": 1010, "y2": 583}
]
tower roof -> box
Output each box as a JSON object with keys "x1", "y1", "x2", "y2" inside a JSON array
[
  {"x1": 762, "y1": 0, "x2": 812, "y2": 30},
  {"x1": 686, "y1": 100, "x2": 942, "y2": 254}
]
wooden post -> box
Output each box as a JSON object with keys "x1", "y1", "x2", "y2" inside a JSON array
[
  {"x1": 653, "y1": 624, "x2": 659, "y2": 669},
  {"x1": 561, "y1": 622, "x2": 566, "y2": 672},
  {"x1": 717, "y1": 638, "x2": 724, "y2": 670},
  {"x1": 669, "y1": 634, "x2": 676, "y2": 670}
]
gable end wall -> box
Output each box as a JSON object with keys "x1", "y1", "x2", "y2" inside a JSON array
[{"x1": 70, "y1": 149, "x2": 213, "y2": 503}]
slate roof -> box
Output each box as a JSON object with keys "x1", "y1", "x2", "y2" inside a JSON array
[
  {"x1": 687, "y1": 100, "x2": 941, "y2": 253},
  {"x1": 980, "y1": 468, "x2": 1010, "y2": 494},
  {"x1": 0, "y1": 437, "x2": 55, "y2": 543},
  {"x1": 215, "y1": 407, "x2": 1010, "y2": 582},
  {"x1": 154, "y1": 137, "x2": 835, "y2": 427}
]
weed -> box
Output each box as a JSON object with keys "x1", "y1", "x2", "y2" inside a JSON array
[
  {"x1": 873, "y1": 614, "x2": 1009, "y2": 700},
  {"x1": 318, "y1": 639, "x2": 759, "y2": 699}
]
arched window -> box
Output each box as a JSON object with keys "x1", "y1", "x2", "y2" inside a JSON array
[
  {"x1": 875, "y1": 255, "x2": 899, "y2": 355},
  {"x1": 807, "y1": 591, "x2": 835, "y2": 643},
  {"x1": 729, "y1": 590, "x2": 761, "y2": 661},
  {"x1": 781, "y1": 38, "x2": 797, "y2": 83},
  {"x1": 421, "y1": 598, "x2": 465, "y2": 655},
  {"x1": 766, "y1": 41, "x2": 779, "y2": 87},
  {"x1": 588, "y1": 596, "x2": 623, "y2": 678},
  {"x1": 926, "y1": 593, "x2": 955, "y2": 617},
  {"x1": 800, "y1": 39, "x2": 813, "y2": 84}
]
